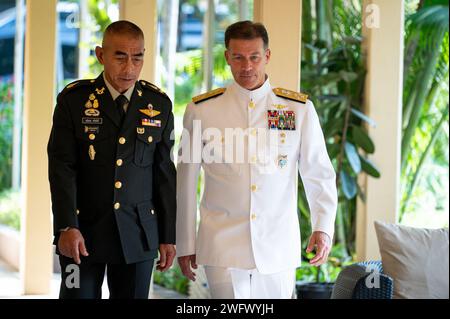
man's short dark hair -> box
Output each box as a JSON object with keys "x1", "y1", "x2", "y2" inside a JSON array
[
  {"x1": 103, "y1": 20, "x2": 144, "y2": 45},
  {"x1": 224, "y1": 20, "x2": 269, "y2": 49}
]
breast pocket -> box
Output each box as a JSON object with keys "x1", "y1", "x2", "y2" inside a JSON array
[{"x1": 134, "y1": 130, "x2": 161, "y2": 167}]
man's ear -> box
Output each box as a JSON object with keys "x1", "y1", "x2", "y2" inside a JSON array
[
  {"x1": 265, "y1": 48, "x2": 271, "y2": 64},
  {"x1": 224, "y1": 50, "x2": 231, "y2": 65},
  {"x1": 95, "y1": 46, "x2": 104, "y2": 65}
]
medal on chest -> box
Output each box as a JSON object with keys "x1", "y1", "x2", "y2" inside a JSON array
[{"x1": 267, "y1": 110, "x2": 296, "y2": 130}]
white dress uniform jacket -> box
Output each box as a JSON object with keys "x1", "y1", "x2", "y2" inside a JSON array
[{"x1": 176, "y1": 78, "x2": 337, "y2": 274}]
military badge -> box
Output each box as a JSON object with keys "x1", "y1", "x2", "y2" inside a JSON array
[
  {"x1": 93, "y1": 99, "x2": 99, "y2": 109},
  {"x1": 82, "y1": 117, "x2": 103, "y2": 125},
  {"x1": 84, "y1": 126, "x2": 99, "y2": 133},
  {"x1": 95, "y1": 87, "x2": 105, "y2": 95},
  {"x1": 85, "y1": 100, "x2": 93, "y2": 108},
  {"x1": 142, "y1": 118, "x2": 161, "y2": 127},
  {"x1": 137, "y1": 89, "x2": 143, "y2": 97},
  {"x1": 137, "y1": 127, "x2": 145, "y2": 134},
  {"x1": 139, "y1": 109, "x2": 160, "y2": 118},
  {"x1": 89, "y1": 94, "x2": 96, "y2": 101},
  {"x1": 278, "y1": 155, "x2": 288, "y2": 169},
  {"x1": 88, "y1": 145, "x2": 96, "y2": 161},
  {"x1": 267, "y1": 110, "x2": 296, "y2": 130},
  {"x1": 85, "y1": 109, "x2": 100, "y2": 117}
]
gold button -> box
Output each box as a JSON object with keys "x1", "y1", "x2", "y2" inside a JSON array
[
  {"x1": 115, "y1": 181, "x2": 122, "y2": 189},
  {"x1": 280, "y1": 133, "x2": 286, "y2": 138},
  {"x1": 119, "y1": 137, "x2": 126, "y2": 144},
  {"x1": 249, "y1": 101, "x2": 255, "y2": 109},
  {"x1": 251, "y1": 155, "x2": 258, "y2": 164},
  {"x1": 89, "y1": 134, "x2": 96, "y2": 140},
  {"x1": 116, "y1": 159, "x2": 123, "y2": 167},
  {"x1": 251, "y1": 184, "x2": 258, "y2": 192},
  {"x1": 251, "y1": 213, "x2": 257, "y2": 220},
  {"x1": 76, "y1": 209, "x2": 80, "y2": 215},
  {"x1": 148, "y1": 136, "x2": 153, "y2": 143},
  {"x1": 151, "y1": 209, "x2": 155, "y2": 215},
  {"x1": 221, "y1": 136, "x2": 225, "y2": 143},
  {"x1": 281, "y1": 139, "x2": 286, "y2": 144},
  {"x1": 114, "y1": 202, "x2": 120, "y2": 210},
  {"x1": 251, "y1": 128, "x2": 257, "y2": 136}
]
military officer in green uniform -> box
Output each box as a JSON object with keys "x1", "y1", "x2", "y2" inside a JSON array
[{"x1": 48, "y1": 20, "x2": 176, "y2": 299}]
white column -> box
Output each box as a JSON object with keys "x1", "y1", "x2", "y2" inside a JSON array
[
  {"x1": 20, "y1": 0, "x2": 57, "y2": 294},
  {"x1": 119, "y1": 0, "x2": 158, "y2": 83},
  {"x1": 253, "y1": 0, "x2": 302, "y2": 90},
  {"x1": 357, "y1": 0, "x2": 404, "y2": 261}
]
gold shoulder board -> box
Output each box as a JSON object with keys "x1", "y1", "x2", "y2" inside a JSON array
[
  {"x1": 273, "y1": 88, "x2": 308, "y2": 104},
  {"x1": 192, "y1": 88, "x2": 226, "y2": 104}
]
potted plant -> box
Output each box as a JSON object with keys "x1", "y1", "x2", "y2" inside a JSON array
[{"x1": 295, "y1": 245, "x2": 353, "y2": 299}]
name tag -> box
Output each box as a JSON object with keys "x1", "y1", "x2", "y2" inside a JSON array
[{"x1": 82, "y1": 117, "x2": 103, "y2": 125}]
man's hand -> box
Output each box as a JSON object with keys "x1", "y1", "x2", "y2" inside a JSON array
[
  {"x1": 306, "y1": 231, "x2": 331, "y2": 266},
  {"x1": 157, "y1": 244, "x2": 176, "y2": 272},
  {"x1": 178, "y1": 255, "x2": 197, "y2": 281},
  {"x1": 58, "y1": 228, "x2": 89, "y2": 265}
]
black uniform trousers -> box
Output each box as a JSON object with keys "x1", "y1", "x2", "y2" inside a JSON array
[{"x1": 58, "y1": 255, "x2": 154, "y2": 299}]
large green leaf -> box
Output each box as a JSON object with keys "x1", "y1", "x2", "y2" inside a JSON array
[
  {"x1": 359, "y1": 156, "x2": 381, "y2": 178},
  {"x1": 340, "y1": 170, "x2": 357, "y2": 199},
  {"x1": 327, "y1": 143, "x2": 340, "y2": 159},
  {"x1": 339, "y1": 71, "x2": 358, "y2": 82},
  {"x1": 324, "y1": 118, "x2": 344, "y2": 138},
  {"x1": 344, "y1": 142, "x2": 361, "y2": 174},
  {"x1": 351, "y1": 125, "x2": 375, "y2": 154}
]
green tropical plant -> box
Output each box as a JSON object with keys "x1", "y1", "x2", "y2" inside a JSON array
[
  {"x1": 86, "y1": 0, "x2": 119, "y2": 76},
  {"x1": 299, "y1": 0, "x2": 379, "y2": 268},
  {"x1": 153, "y1": 263, "x2": 189, "y2": 295},
  {"x1": 0, "y1": 189, "x2": 21, "y2": 230},
  {"x1": 400, "y1": 0, "x2": 449, "y2": 221},
  {"x1": 0, "y1": 81, "x2": 14, "y2": 192}
]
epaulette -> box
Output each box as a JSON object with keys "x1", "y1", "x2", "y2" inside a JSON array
[
  {"x1": 60, "y1": 79, "x2": 95, "y2": 96},
  {"x1": 140, "y1": 80, "x2": 169, "y2": 99},
  {"x1": 273, "y1": 88, "x2": 308, "y2": 104},
  {"x1": 192, "y1": 88, "x2": 226, "y2": 104}
]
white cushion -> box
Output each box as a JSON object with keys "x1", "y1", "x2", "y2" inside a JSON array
[{"x1": 374, "y1": 221, "x2": 449, "y2": 299}]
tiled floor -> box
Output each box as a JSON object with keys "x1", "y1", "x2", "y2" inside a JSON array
[{"x1": 0, "y1": 259, "x2": 187, "y2": 299}]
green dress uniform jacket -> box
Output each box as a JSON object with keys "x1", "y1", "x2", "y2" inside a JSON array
[{"x1": 48, "y1": 73, "x2": 176, "y2": 264}]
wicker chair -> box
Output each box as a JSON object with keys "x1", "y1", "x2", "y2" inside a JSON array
[{"x1": 331, "y1": 260, "x2": 394, "y2": 299}]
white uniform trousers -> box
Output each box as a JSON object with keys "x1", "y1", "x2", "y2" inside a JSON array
[{"x1": 204, "y1": 266, "x2": 296, "y2": 299}]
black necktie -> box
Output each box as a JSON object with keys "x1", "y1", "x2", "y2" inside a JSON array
[{"x1": 115, "y1": 94, "x2": 128, "y2": 122}]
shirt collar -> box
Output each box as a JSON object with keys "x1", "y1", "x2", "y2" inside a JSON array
[
  {"x1": 103, "y1": 73, "x2": 135, "y2": 102},
  {"x1": 230, "y1": 75, "x2": 272, "y2": 101}
]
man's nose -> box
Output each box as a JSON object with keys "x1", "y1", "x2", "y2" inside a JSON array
[
  {"x1": 123, "y1": 57, "x2": 134, "y2": 72},
  {"x1": 241, "y1": 59, "x2": 252, "y2": 71}
]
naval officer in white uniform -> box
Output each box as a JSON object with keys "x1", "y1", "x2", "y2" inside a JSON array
[{"x1": 176, "y1": 21, "x2": 337, "y2": 299}]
